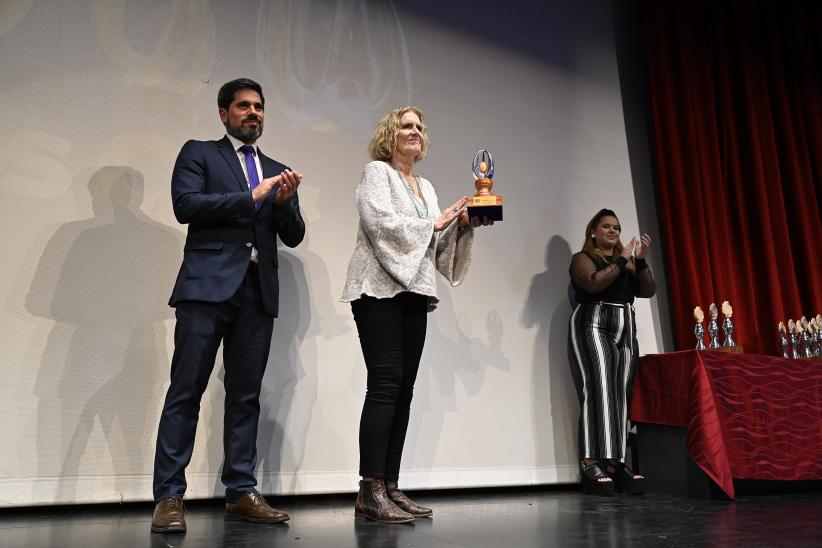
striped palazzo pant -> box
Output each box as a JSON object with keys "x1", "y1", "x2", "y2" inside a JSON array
[{"x1": 568, "y1": 301, "x2": 638, "y2": 461}]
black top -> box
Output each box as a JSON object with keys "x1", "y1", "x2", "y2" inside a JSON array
[{"x1": 571, "y1": 252, "x2": 643, "y2": 305}]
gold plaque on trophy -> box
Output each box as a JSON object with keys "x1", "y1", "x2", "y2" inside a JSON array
[{"x1": 467, "y1": 149, "x2": 503, "y2": 221}]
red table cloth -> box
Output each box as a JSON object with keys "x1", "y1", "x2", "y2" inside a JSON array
[{"x1": 630, "y1": 350, "x2": 822, "y2": 498}]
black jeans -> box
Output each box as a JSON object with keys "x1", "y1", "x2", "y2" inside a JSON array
[{"x1": 352, "y1": 292, "x2": 428, "y2": 481}]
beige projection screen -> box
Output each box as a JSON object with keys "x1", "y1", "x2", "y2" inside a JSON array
[{"x1": 0, "y1": 0, "x2": 661, "y2": 506}]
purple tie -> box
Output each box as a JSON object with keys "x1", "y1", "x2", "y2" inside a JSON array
[
  {"x1": 239, "y1": 145, "x2": 260, "y2": 209},
  {"x1": 239, "y1": 145, "x2": 260, "y2": 190}
]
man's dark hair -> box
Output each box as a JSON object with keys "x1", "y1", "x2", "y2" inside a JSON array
[{"x1": 217, "y1": 78, "x2": 265, "y2": 110}]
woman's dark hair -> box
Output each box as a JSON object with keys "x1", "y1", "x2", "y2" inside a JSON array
[{"x1": 218, "y1": 78, "x2": 265, "y2": 110}]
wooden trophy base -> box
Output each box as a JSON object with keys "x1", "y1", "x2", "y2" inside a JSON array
[
  {"x1": 467, "y1": 195, "x2": 503, "y2": 221},
  {"x1": 707, "y1": 346, "x2": 743, "y2": 353}
]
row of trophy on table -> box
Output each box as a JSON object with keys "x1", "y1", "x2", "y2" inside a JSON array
[
  {"x1": 778, "y1": 315, "x2": 822, "y2": 359},
  {"x1": 693, "y1": 301, "x2": 738, "y2": 350}
]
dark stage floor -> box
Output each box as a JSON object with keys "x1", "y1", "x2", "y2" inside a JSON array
[{"x1": 2, "y1": 485, "x2": 822, "y2": 548}]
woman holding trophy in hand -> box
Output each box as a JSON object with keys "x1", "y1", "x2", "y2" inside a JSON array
[
  {"x1": 568, "y1": 209, "x2": 656, "y2": 495},
  {"x1": 341, "y1": 106, "x2": 492, "y2": 523}
]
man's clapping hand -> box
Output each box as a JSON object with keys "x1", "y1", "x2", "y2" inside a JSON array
[{"x1": 252, "y1": 169, "x2": 303, "y2": 205}]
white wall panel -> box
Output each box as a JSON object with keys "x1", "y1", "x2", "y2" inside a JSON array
[{"x1": 0, "y1": 0, "x2": 660, "y2": 506}]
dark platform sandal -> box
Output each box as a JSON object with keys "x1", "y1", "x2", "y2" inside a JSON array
[
  {"x1": 580, "y1": 461, "x2": 614, "y2": 496},
  {"x1": 607, "y1": 461, "x2": 645, "y2": 495}
]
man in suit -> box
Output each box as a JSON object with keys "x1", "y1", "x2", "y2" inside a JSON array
[{"x1": 151, "y1": 78, "x2": 305, "y2": 533}]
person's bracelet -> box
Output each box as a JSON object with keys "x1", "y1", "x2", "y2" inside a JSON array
[{"x1": 635, "y1": 257, "x2": 648, "y2": 271}]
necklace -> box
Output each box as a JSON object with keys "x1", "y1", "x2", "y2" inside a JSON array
[{"x1": 394, "y1": 167, "x2": 428, "y2": 219}]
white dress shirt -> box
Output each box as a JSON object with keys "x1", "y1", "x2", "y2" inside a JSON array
[{"x1": 225, "y1": 133, "x2": 263, "y2": 262}]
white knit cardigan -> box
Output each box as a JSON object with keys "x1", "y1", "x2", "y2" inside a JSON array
[{"x1": 341, "y1": 161, "x2": 473, "y2": 311}]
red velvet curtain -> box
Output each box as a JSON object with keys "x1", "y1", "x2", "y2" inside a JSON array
[{"x1": 641, "y1": 0, "x2": 822, "y2": 355}]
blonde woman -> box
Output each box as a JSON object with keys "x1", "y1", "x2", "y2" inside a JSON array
[{"x1": 341, "y1": 106, "x2": 491, "y2": 523}]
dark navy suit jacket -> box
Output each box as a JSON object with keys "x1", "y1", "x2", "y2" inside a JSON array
[{"x1": 168, "y1": 136, "x2": 305, "y2": 316}]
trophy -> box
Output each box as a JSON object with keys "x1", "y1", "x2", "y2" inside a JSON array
[
  {"x1": 707, "y1": 303, "x2": 720, "y2": 349},
  {"x1": 721, "y1": 301, "x2": 736, "y2": 347},
  {"x1": 788, "y1": 319, "x2": 800, "y2": 359},
  {"x1": 816, "y1": 314, "x2": 822, "y2": 356},
  {"x1": 809, "y1": 317, "x2": 820, "y2": 357},
  {"x1": 778, "y1": 322, "x2": 789, "y2": 358},
  {"x1": 800, "y1": 317, "x2": 813, "y2": 358},
  {"x1": 694, "y1": 306, "x2": 706, "y2": 350},
  {"x1": 467, "y1": 149, "x2": 503, "y2": 222}
]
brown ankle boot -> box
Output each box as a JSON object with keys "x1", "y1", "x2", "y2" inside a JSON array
[
  {"x1": 385, "y1": 481, "x2": 433, "y2": 517},
  {"x1": 354, "y1": 479, "x2": 414, "y2": 523}
]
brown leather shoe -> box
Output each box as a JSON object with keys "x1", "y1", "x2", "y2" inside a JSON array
[
  {"x1": 354, "y1": 479, "x2": 414, "y2": 523},
  {"x1": 386, "y1": 481, "x2": 433, "y2": 517},
  {"x1": 225, "y1": 490, "x2": 289, "y2": 523},
  {"x1": 151, "y1": 495, "x2": 186, "y2": 533}
]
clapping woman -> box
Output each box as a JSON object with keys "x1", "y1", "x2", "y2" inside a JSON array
[{"x1": 568, "y1": 209, "x2": 656, "y2": 495}]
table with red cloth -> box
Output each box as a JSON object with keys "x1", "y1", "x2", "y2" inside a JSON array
[{"x1": 630, "y1": 350, "x2": 822, "y2": 499}]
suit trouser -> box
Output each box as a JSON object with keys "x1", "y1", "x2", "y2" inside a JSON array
[
  {"x1": 352, "y1": 292, "x2": 428, "y2": 481},
  {"x1": 568, "y1": 301, "x2": 638, "y2": 461},
  {"x1": 153, "y1": 264, "x2": 273, "y2": 502}
]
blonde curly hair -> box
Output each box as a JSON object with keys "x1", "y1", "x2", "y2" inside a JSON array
[{"x1": 368, "y1": 106, "x2": 429, "y2": 162}]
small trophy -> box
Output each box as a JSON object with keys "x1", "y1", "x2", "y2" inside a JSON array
[
  {"x1": 800, "y1": 317, "x2": 813, "y2": 358},
  {"x1": 721, "y1": 301, "x2": 736, "y2": 347},
  {"x1": 788, "y1": 319, "x2": 800, "y2": 359},
  {"x1": 694, "y1": 306, "x2": 706, "y2": 350},
  {"x1": 708, "y1": 303, "x2": 720, "y2": 349},
  {"x1": 467, "y1": 149, "x2": 503, "y2": 222},
  {"x1": 778, "y1": 322, "x2": 789, "y2": 358},
  {"x1": 809, "y1": 318, "x2": 820, "y2": 357},
  {"x1": 815, "y1": 314, "x2": 822, "y2": 356}
]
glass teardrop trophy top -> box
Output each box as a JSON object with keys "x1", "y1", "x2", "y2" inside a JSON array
[{"x1": 472, "y1": 149, "x2": 494, "y2": 180}]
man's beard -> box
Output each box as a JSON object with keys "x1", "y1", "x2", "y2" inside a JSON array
[{"x1": 226, "y1": 119, "x2": 263, "y2": 143}]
